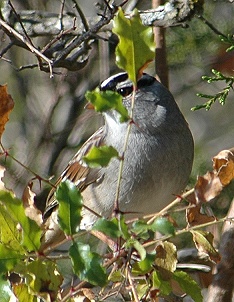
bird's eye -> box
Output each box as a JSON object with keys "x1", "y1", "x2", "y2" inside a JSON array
[{"x1": 117, "y1": 87, "x2": 133, "y2": 97}]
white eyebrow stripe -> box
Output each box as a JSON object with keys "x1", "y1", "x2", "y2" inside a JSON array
[{"x1": 100, "y1": 72, "x2": 126, "y2": 89}]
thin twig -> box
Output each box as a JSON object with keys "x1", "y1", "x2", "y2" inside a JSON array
[
  {"x1": 146, "y1": 188, "x2": 195, "y2": 224},
  {"x1": 0, "y1": 143, "x2": 55, "y2": 189},
  {"x1": 71, "y1": 0, "x2": 89, "y2": 31},
  {"x1": 59, "y1": 0, "x2": 66, "y2": 31},
  {"x1": 0, "y1": 18, "x2": 54, "y2": 77},
  {"x1": 41, "y1": 26, "x2": 77, "y2": 54},
  {"x1": 0, "y1": 41, "x2": 14, "y2": 57},
  {"x1": 127, "y1": 266, "x2": 140, "y2": 302},
  {"x1": 143, "y1": 215, "x2": 230, "y2": 249},
  {"x1": 196, "y1": 15, "x2": 228, "y2": 39},
  {"x1": 8, "y1": 1, "x2": 35, "y2": 47}
]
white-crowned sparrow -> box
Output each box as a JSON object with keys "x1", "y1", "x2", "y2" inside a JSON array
[{"x1": 41, "y1": 72, "x2": 194, "y2": 250}]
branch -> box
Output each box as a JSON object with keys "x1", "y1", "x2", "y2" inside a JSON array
[
  {"x1": 1, "y1": 0, "x2": 204, "y2": 36},
  {"x1": 0, "y1": 17, "x2": 54, "y2": 77},
  {"x1": 0, "y1": 0, "x2": 204, "y2": 72}
]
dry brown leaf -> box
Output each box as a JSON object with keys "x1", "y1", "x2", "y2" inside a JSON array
[
  {"x1": 187, "y1": 204, "x2": 216, "y2": 226},
  {"x1": 186, "y1": 191, "x2": 216, "y2": 226},
  {"x1": 187, "y1": 148, "x2": 234, "y2": 226},
  {"x1": 22, "y1": 181, "x2": 43, "y2": 226},
  {"x1": 195, "y1": 172, "x2": 223, "y2": 204},
  {"x1": 0, "y1": 85, "x2": 14, "y2": 140},
  {"x1": 213, "y1": 149, "x2": 234, "y2": 186}
]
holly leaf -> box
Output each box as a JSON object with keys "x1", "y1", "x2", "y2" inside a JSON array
[
  {"x1": 0, "y1": 191, "x2": 41, "y2": 252},
  {"x1": 125, "y1": 238, "x2": 146, "y2": 260},
  {"x1": 173, "y1": 271, "x2": 203, "y2": 302},
  {"x1": 12, "y1": 283, "x2": 37, "y2": 302},
  {"x1": 0, "y1": 204, "x2": 24, "y2": 253},
  {"x1": 0, "y1": 244, "x2": 21, "y2": 274},
  {"x1": 24, "y1": 259, "x2": 63, "y2": 295},
  {"x1": 69, "y1": 242, "x2": 107, "y2": 286},
  {"x1": 151, "y1": 217, "x2": 175, "y2": 236},
  {"x1": 85, "y1": 89, "x2": 129, "y2": 123},
  {"x1": 56, "y1": 180, "x2": 83, "y2": 236},
  {"x1": 83, "y1": 145, "x2": 119, "y2": 168},
  {"x1": 92, "y1": 217, "x2": 121, "y2": 238},
  {"x1": 113, "y1": 8, "x2": 155, "y2": 85},
  {"x1": 132, "y1": 253, "x2": 155, "y2": 275},
  {"x1": 152, "y1": 270, "x2": 172, "y2": 296}
]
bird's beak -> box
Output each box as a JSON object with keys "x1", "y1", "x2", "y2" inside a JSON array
[{"x1": 85, "y1": 102, "x2": 95, "y2": 110}]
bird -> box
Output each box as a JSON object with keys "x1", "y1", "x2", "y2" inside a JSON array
[{"x1": 41, "y1": 72, "x2": 194, "y2": 251}]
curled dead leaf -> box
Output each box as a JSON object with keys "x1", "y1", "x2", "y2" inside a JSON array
[
  {"x1": 195, "y1": 172, "x2": 223, "y2": 204},
  {"x1": 22, "y1": 181, "x2": 43, "y2": 226},
  {"x1": 186, "y1": 191, "x2": 216, "y2": 225},
  {"x1": 213, "y1": 149, "x2": 234, "y2": 186},
  {"x1": 0, "y1": 85, "x2": 14, "y2": 140},
  {"x1": 187, "y1": 204, "x2": 216, "y2": 226},
  {"x1": 191, "y1": 230, "x2": 220, "y2": 263}
]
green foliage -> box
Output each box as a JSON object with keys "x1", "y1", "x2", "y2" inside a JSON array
[
  {"x1": 0, "y1": 191, "x2": 42, "y2": 252},
  {"x1": 85, "y1": 89, "x2": 129, "y2": 123},
  {"x1": 1, "y1": 3, "x2": 221, "y2": 300},
  {"x1": 69, "y1": 241, "x2": 107, "y2": 287},
  {"x1": 0, "y1": 177, "x2": 204, "y2": 301},
  {"x1": 152, "y1": 270, "x2": 172, "y2": 296},
  {"x1": 56, "y1": 180, "x2": 83, "y2": 235},
  {"x1": 220, "y1": 34, "x2": 234, "y2": 52},
  {"x1": 151, "y1": 217, "x2": 175, "y2": 236},
  {"x1": 12, "y1": 283, "x2": 37, "y2": 302},
  {"x1": 92, "y1": 217, "x2": 121, "y2": 238},
  {"x1": 19, "y1": 260, "x2": 63, "y2": 297},
  {"x1": 173, "y1": 271, "x2": 203, "y2": 302},
  {"x1": 83, "y1": 145, "x2": 119, "y2": 168},
  {"x1": 0, "y1": 245, "x2": 21, "y2": 274},
  {"x1": 192, "y1": 69, "x2": 234, "y2": 111},
  {"x1": 113, "y1": 7, "x2": 155, "y2": 84}
]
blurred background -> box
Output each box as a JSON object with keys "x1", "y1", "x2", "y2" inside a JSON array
[{"x1": 0, "y1": 0, "x2": 234, "y2": 214}]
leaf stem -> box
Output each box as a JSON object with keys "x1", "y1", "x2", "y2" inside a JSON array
[
  {"x1": 0, "y1": 142, "x2": 56, "y2": 188},
  {"x1": 113, "y1": 86, "x2": 137, "y2": 214},
  {"x1": 143, "y1": 215, "x2": 231, "y2": 249}
]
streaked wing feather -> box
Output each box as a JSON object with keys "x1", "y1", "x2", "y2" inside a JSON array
[{"x1": 44, "y1": 127, "x2": 105, "y2": 218}]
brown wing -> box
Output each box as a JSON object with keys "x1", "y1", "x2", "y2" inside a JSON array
[{"x1": 43, "y1": 127, "x2": 105, "y2": 219}]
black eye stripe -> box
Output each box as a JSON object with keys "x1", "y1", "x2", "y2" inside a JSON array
[{"x1": 99, "y1": 73, "x2": 156, "y2": 94}]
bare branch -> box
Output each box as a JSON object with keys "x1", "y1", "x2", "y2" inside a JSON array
[
  {"x1": 0, "y1": 18, "x2": 53, "y2": 76},
  {"x1": 0, "y1": 0, "x2": 204, "y2": 73}
]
